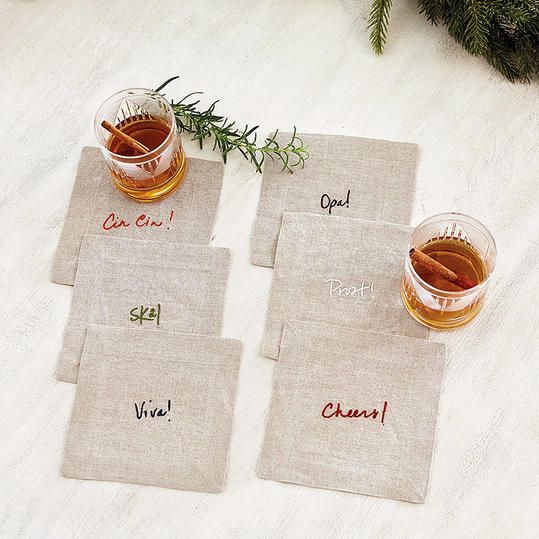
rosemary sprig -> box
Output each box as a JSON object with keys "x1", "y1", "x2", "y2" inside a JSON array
[{"x1": 155, "y1": 76, "x2": 308, "y2": 173}]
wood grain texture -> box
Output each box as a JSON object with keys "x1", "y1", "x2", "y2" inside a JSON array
[{"x1": 0, "y1": 1, "x2": 537, "y2": 538}]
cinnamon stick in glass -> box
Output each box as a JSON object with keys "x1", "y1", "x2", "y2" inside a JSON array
[
  {"x1": 101, "y1": 120, "x2": 150, "y2": 155},
  {"x1": 409, "y1": 248, "x2": 475, "y2": 289}
]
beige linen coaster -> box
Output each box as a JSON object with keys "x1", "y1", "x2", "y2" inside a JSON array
[
  {"x1": 258, "y1": 321, "x2": 445, "y2": 503},
  {"x1": 62, "y1": 325, "x2": 242, "y2": 493},
  {"x1": 52, "y1": 146, "x2": 224, "y2": 285},
  {"x1": 56, "y1": 235, "x2": 230, "y2": 383},
  {"x1": 251, "y1": 132, "x2": 418, "y2": 267},
  {"x1": 261, "y1": 212, "x2": 427, "y2": 359}
]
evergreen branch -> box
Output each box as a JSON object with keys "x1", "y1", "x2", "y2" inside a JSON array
[
  {"x1": 462, "y1": 0, "x2": 490, "y2": 54},
  {"x1": 371, "y1": 0, "x2": 539, "y2": 82},
  {"x1": 447, "y1": 2, "x2": 468, "y2": 43},
  {"x1": 515, "y1": 40, "x2": 538, "y2": 80},
  {"x1": 156, "y1": 77, "x2": 308, "y2": 173},
  {"x1": 368, "y1": 0, "x2": 394, "y2": 54},
  {"x1": 485, "y1": 24, "x2": 522, "y2": 82},
  {"x1": 418, "y1": 0, "x2": 447, "y2": 24}
]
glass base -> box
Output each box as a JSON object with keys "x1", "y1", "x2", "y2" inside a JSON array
[
  {"x1": 113, "y1": 157, "x2": 188, "y2": 202},
  {"x1": 400, "y1": 285, "x2": 483, "y2": 330}
]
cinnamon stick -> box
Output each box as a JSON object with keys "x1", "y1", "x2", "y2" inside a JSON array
[
  {"x1": 409, "y1": 248, "x2": 475, "y2": 289},
  {"x1": 101, "y1": 120, "x2": 150, "y2": 154}
]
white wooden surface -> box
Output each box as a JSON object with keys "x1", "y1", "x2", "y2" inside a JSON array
[{"x1": 1, "y1": 1, "x2": 538, "y2": 538}]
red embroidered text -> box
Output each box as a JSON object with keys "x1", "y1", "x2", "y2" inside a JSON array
[{"x1": 321, "y1": 401, "x2": 388, "y2": 425}]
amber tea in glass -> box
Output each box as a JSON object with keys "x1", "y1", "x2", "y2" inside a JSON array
[
  {"x1": 95, "y1": 89, "x2": 187, "y2": 202},
  {"x1": 401, "y1": 213, "x2": 496, "y2": 330}
]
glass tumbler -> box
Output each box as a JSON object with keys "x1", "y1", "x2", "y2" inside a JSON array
[
  {"x1": 401, "y1": 212, "x2": 496, "y2": 330},
  {"x1": 94, "y1": 88, "x2": 187, "y2": 202}
]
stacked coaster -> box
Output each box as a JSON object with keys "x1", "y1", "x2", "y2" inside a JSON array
[
  {"x1": 251, "y1": 133, "x2": 446, "y2": 503},
  {"x1": 251, "y1": 132, "x2": 418, "y2": 267},
  {"x1": 52, "y1": 147, "x2": 224, "y2": 286},
  {"x1": 62, "y1": 326, "x2": 241, "y2": 493},
  {"x1": 258, "y1": 321, "x2": 445, "y2": 503},
  {"x1": 53, "y1": 148, "x2": 242, "y2": 493}
]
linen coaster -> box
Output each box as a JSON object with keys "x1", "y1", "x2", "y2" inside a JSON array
[
  {"x1": 52, "y1": 146, "x2": 224, "y2": 285},
  {"x1": 261, "y1": 212, "x2": 427, "y2": 359},
  {"x1": 62, "y1": 325, "x2": 242, "y2": 493},
  {"x1": 258, "y1": 321, "x2": 445, "y2": 503},
  {"x1": 56, "y1": 235, "x2": 230, "y2": 383},
  {"x1": 251, "y1": 132, "x2": 418, "y2": 267}
]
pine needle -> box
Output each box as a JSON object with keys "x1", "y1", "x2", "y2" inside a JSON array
[
  {"x1": 368, "y1": 0, "x2": 394, "y2": 54},
  {"x1": 462, "y1": 0, "x2": 490, "y2": 55},
  {"x1": 372, "y1": 0, "x2": 539, "y2": 82}
]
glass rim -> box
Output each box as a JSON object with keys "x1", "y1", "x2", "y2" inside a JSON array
[
  {"x1": 94, "y1": 87, "x2": 176, "y2": 162},
  {"x1": 407, "y1": 211, "x2": 497, "y2": 297}
]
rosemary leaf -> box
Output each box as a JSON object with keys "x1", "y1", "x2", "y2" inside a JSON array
[{"x1": 156, "y1": 77, "x2": 309, "y2": 173}]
